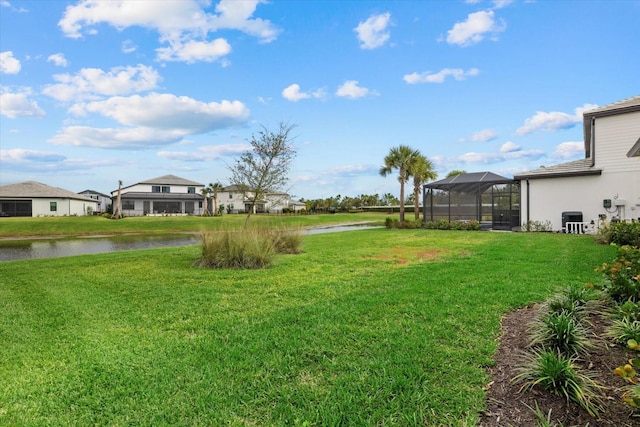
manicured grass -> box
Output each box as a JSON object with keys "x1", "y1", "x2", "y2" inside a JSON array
[
  {"x1": 0, "y1": 230, "x2": 614, "y2": 425},
  {"x1": 0, "y1": 213, "x2": 387, "y2": 238}
]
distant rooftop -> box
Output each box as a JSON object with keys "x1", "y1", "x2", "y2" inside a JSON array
[{"x1": 0, "y1": 181, "x2": 96, "y2": 201}]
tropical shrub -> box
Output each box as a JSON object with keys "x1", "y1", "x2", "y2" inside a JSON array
[{"x1": 593, "y1": 245, "x2": 640, "y2": 303}]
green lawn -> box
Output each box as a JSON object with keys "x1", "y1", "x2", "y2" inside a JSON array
[
  {"x1": 0, "y1": 229, "x2": 614, "y2": 426},
  {"x1": 0, "y1": 212, "x2": 387, "y2": 238}
]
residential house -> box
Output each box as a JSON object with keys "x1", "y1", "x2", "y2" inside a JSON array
[
  {"x1": 78, "y1": 189, "x2": 111, "y2": 214},
  {"x1": 0, "y1": 181, "x2": 98, "y2": 217},
  {"x1": 111, "y1": 175, "x2": 206, "y2": 216},
  {"x1": 217, "y1": 186, "x2": 303, "y2": 214},
  {"x1": 515, "y1": 95, "x2": 640, "y2": 232}
]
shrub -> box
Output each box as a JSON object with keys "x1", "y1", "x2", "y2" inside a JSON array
[
  {"x1": 523, "y1": 220, "x2": 553, "y2": 232},
  {"x1": 513, "y1": 349, "x2": 601, "y2": 417},
  {"x1": 594, "y1": 245, "x2": 640, "y2": 303},
  {"x1": 198, "y1": 228, "x2": 276, "y2": 269},
  {"x1": 602, "y1": 221, "x2": 640, "y2": 247}
]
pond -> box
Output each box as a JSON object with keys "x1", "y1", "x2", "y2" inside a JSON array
[{"x1": 0, "y1": 224, "x2": 383, "y2": 261}]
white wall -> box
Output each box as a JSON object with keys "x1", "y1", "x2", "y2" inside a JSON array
[{"x1": 32, "y1": 198, "x2": 97, "y2": 217}]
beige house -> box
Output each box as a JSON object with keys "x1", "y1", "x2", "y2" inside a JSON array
[
  {"x1": 0, "y1": 181, "x2": 98, "y2": 217},
  {"x1": 515, "y1": 95, "x2": 640, "y2": 232}
]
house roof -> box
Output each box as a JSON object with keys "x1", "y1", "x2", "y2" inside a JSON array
[
  {"x1": 424, "y1": 171, "x2": 513, "y2": 193},
  {"x1": 514, "y1": 158, "x2": 602, "y2": 180},
  {"x1": 138, "y1": 174, "x2": 203, "y2": 186},
  {"x1": 0, "y1": 181, "x2": 97, "y2": 202}
]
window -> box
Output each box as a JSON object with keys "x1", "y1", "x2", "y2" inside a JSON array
[
  {"x1": 162, "y1": 186, "x2": 170, "y2": 193},
  {"x1": 50, "y1": 201, "x2": 57, "y2": 212},
  {"x1": 188, "y1": 187, "x2": 195, "y2": 194},
  {"x1": 152, "y1": 186, "x2": 160, "y2": 193},
  {"x1": 122, "y1": 200, "x2": 135, "y2": 210},
  {"x1": 229, "y1": 193, "x2": 233, "y2": 199},
  {"x1": 198, "y1": 201, "x2": 202, "y2": 208}
]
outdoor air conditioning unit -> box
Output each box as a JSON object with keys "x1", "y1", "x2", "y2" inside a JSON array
[{"x1": 562, "y1": 211, "x2": 583, "y2": 234}]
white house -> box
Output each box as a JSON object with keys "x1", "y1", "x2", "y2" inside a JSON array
[
  {"x1": 515, "y1": 95, "x2": 640, "y2": 232},
  {"x1": 111, "y1": 175, "x2": 206, "y2": 216},
  {"x1": 78, "y1": 189, "x2": 111, "y2": 214},
  {"x1": 0, "y1": 181, "x2": 98, "y2": 217},
  {"x1": 216, "y1": 186, "x2": 304, "y2": 214}
]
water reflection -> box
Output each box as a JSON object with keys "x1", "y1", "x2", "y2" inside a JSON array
[{"x1": 0, "y1": 234, "x2": 200, "y2": 262}]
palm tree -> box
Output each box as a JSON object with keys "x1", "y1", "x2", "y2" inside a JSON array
[
  {"x1": 409, "y1": 154, "x2": 438, "y2": 220},
  {"x1": 210, "y1": 182, "x2": 224, "y2": 216},
  {"x1": 200, "y1": 187, "x2": 210, "y2": 216},
  {"x1": 380, "y1": 145, "x2": 420, "y2": 223},
  {"x1": 446, "y1": 170, "x2": 467, "y2": 178}
]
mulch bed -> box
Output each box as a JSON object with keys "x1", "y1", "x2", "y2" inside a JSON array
[{"x1": 478, "y1": 305, "x2": 640, "y2": 426}]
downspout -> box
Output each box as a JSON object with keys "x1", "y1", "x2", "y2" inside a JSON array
[
  {"x1": 526, "y1": 179, "x2": 530, "y2": 225},
  {"x1": 590, "y1": 116, "x2": 596, "y2": 167}
]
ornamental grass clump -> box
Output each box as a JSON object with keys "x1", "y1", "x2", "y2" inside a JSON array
[
  {"x1": 513, "y1": 349, "x2": 602, "y2": 417},
  {"x1": 198, "y1": 226, "x2": 302, "y2": 269},
  {"x1": 198, "y1": 228, "x2": 276, "y2": 269},
  {"x1": 529, "y1": 310, "x2": 593, "y2": 356}
]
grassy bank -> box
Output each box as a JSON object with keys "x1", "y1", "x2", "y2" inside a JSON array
[
  {"x1": 0, "y1": 229, "x2": 614, "y2": 425},
  {"x1": 0, "y1": 212, "x2": 387, "y2": 238}
]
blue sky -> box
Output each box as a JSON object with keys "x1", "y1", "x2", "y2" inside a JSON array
[{"x1": 1, "y1": 0, "x2": 639, "y2": 200}]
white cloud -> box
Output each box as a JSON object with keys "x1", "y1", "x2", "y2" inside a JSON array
[
  {"x1": 499, "y1": 141, "x2": 520, "y2": 153},
  {"x1": 49, "y1": 126, "x2": 188, "y2": 149},
  {"x1": 71, "y1": 93, "x2": 250, "y2": 132},
  {"x1": 516, "y1": 103, "x2": 598, "y2": 135},
  {"x1": 47, "y1": 53, "x2": 68, "y2": 67},
  {"x1": 42, "y1": 64, "x2": 161, "y2": 102},
  {"x1": 553, "y1": 141, "x2": 584, "y2": 159},
  {"x1": 336, "y1": 80, "x2": 376, "y2": 99},
  {"x1": 158, "y1": 143, "x2": 252, "y2": 161},
  {"x1": 58, "y1": 0, "x2": 279, "y2": 62},
  {"x1": 156, "y1": 38, "x2": 231, "y2": 63},
  {"x1": 354, "y1": 12, "x2": 391, "y2": 50},
  {"x1": 282, "y1": 83, "x2": 326, "y2": 102},
  {"x1": 458, "y1": 146, "x2": 544, "y2": 164},
  {"x1": 404, "y1": 68, "x2": 479, "y2": 84},
  {"x1": 1, "y1": 1, "x2": 10, "y2": 7},
  {"x1": 445, "y1": 10, "x2": 505, "y2": 46},
  {"x1": 0, "y1": 148, "x2": 117, "y2": 172},
  {"x1": 50, "y1": 93, "x2": 250, "y2": 149},
  {"x1": 493, "y1": 0, "x2": 514, "y2": 9},
  {"x1": 469, "y1": 128, "x2": 497, "y2": 142},
  {"x1": 122, "y1": 40, "x2": 137, "y2": 53},
  {"x1": 0, "y1": 51, "x2": 21, "y2": 74},
  {"x1": 0, "y1": 88, "x2": 45, "y2": 118}
]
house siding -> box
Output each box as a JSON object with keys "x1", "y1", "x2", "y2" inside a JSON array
[
  {"x1": 32, "y1": 197, "x2": 95, "y2": 217},
  {"x1": 594, "y1": 111, "x2": 640, "y2": 173}
]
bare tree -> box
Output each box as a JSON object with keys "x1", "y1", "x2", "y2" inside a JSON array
[{"x1": 228, "y1": 122, "x2": 297, "y2": 228}]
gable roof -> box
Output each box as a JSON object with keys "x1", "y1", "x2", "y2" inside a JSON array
[
  {"x1": 425, "y1": 171, "x2": 513, "y2": 193},
  {"x1": 627, "y1": 137, "x2": 640, "y2": 158},
  {"x1": 79, "y1": 189, "x2": 110, "y2": 197},
  {"x1": 514, "y1": 158, "x2": 602, "y2": 180},
  {"x1": 0, "y1": 181, "x2": 97, "y2": 202}
]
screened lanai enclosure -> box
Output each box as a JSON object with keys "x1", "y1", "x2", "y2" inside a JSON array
[{"x1": 423, "y1": 172, "x2": 520, "y2": 230}]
